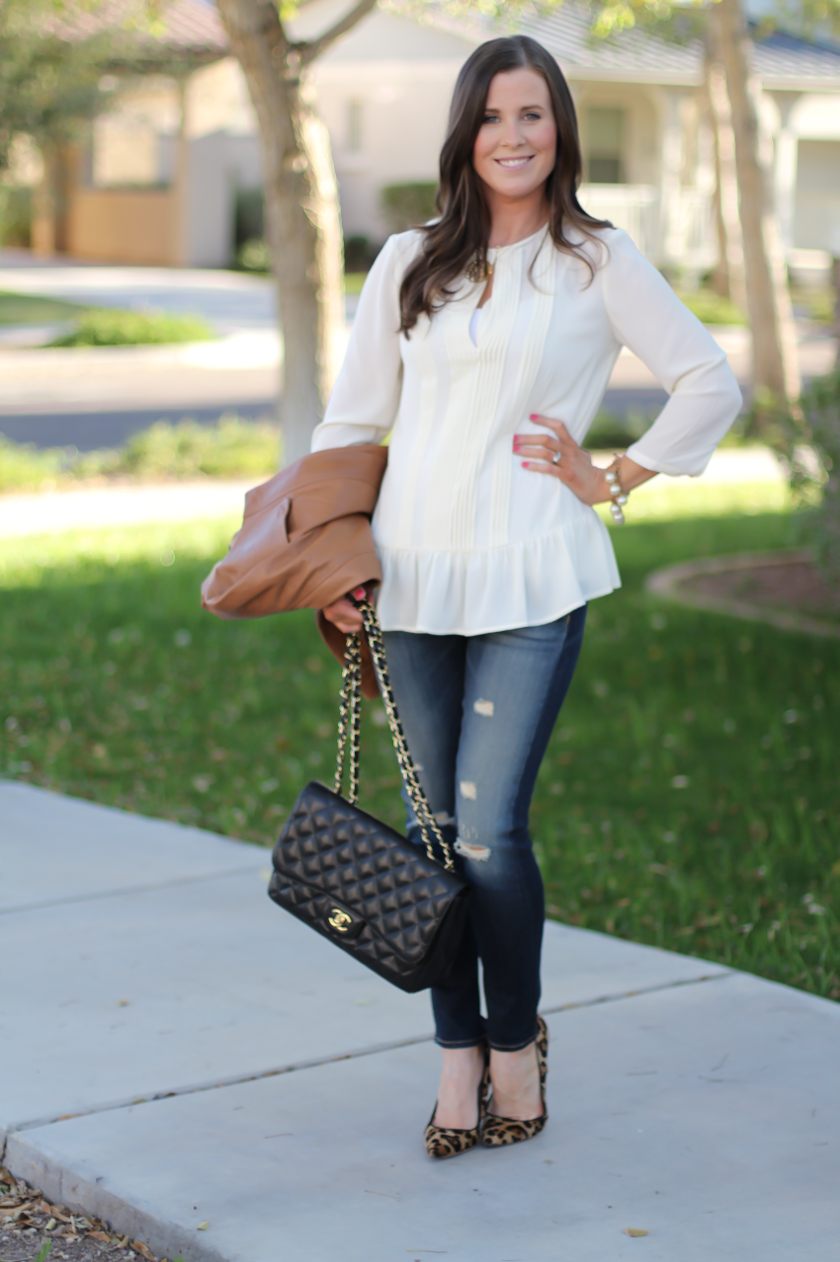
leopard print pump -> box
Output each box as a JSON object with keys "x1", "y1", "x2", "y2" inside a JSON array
[
  {"x1": 424, "y1": 1045, "x2": 491, "y2": 1159},
  {"x1": 481, "y1": 1015, "x2": 548, "y2": 1148}
]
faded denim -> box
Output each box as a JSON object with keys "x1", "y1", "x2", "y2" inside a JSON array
[{"x1": 382, "y1": 606, "x2": 586, "y2": 1051}]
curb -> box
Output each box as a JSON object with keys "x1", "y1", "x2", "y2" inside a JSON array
[
  {"x1": 645, "y1": 549, "x2": 840, "y2": 639},
  {"x1": 6, "y1": 1131, "x2": 227, "y2": 1262}
]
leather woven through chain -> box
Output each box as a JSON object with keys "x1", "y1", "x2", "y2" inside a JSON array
[
  {"x1": 270, "y1": 788, "x2": 467, "y2": 973},
  {"x1": 334, "y1": 598, "x2": 454, "y2": 871},
  {"x1": 269, "y1": 598, "x2": 469, "y2": 992}
]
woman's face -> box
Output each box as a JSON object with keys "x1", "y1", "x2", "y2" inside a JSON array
[{"x1": 472, "y1": 68, "x2": 558, "y2": 203}]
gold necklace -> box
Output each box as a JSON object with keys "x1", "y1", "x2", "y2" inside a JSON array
[{"x1": 466, "y1": 255, "x2": 494, "y2": 284}]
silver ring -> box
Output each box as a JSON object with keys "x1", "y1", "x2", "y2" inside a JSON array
[{"x1": 551, "y1": 450, "x2": 562, "y2": 465}]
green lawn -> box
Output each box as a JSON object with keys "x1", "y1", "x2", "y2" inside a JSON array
[
  {"x1": 0, "y1": 289, "x2": 86, "y2": 325},
  {"x1": 0, "y1": 291, "x2": 213, "y2": 345},
  {"x1": 1, "y1": 503, "x2": 837, "y2": 1002},
  {"x1": 344, "y1": 272, "x2": 368, "y2": 296}
]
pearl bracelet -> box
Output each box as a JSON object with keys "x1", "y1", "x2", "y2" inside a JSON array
[{"x1": 604, "y1": 455, "x2": 629, "y2": 525}]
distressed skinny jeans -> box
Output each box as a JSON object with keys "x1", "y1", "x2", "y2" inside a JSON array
[{"x1": 382, "y1": 606, "x2": 586, "y2": 1051}]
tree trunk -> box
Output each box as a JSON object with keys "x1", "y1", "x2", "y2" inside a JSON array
[
  {"x1": 709, "y1": 0, "x2": 800, "y2": 411},
  {"x1": 702, "y1": 49, "x2": 746, "y2": 309},
  {"x1": 215, "y1": 0, "x2": 345, "y2": 465}
]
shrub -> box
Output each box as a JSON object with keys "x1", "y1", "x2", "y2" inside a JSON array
[
  {"x1": 380, "y1": 182, "x2": 438, "y2": 233},
  {"x1": 0, "y1": 435, "x2": 66, "y2": 491},
  {"x1": 0, "y1": 186, "x2": 32, "y2": 248},
  {"x1": 236, "y1": 238, "x2": 271, "y2": 273},
  {"x1": 116, "y1": 418, "x2": 279, "y2": 480},
  {"x1": 677, "y1": 288, "x2": 746, "y2": 326},
  {"x1": 586, "y1": 409, "x2": 654, "y2": 450},
  {"x1": 798, "y1": 372, "x2": 840, "y2": 583},
  {"x1": 344, "y1": 234, "x2": 378, "y2": 271},
  {"x1": 48, "y1": 309, "x2": 213, "y2": 347},
  {"x1": 234, "y1": 187, "x2": 265, "y2": 249},
  {"x1": 0, "y1": 418, "x2": 280, "y2": 491}
]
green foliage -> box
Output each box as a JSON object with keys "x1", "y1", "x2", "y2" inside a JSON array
[
  {"x1": 0, "y1": 0, "x2": 114, "y2": 170},
  {"x1": 0, "y1": 418, "x2": 281, "y2": 491},
  {"x1": 234, "y1": 186, "x2": 264, "y2": 248},
  {"x1": 344, "y1": 234, "x2": 378, "y2": 272},
  {"x1": 677, "y1": 287, "x2": 747, "y2": 326},
  {"x1": 48, "y1": 308, "x2": 213, "y2": 347},
  {"x1": 1, "y1": 506, "x2": 837, "y2": 1001},
  {"x1": 0, "y1": 184, "x2": 32, "y2": 246},
  {"x1": 587, "y1": 409, "x2": 654, "y2": 450},
  {"x1": 0, "y1": 287, "x2": 86, "y2": 324},
  {"x1": 34, "y1": 1242, "x2": 51, "y2": 1262},
  {"x1": 744, "y1": 370, "x2": 840, "y2": 585},
  {"x1": 791, "y1": 284, "x2": 835, "y2": 326},
  {"x1": 380, "y1": 182, "x2": 438, "y2": 233},
  {"x1": 235, "y1": 238, "x2": 271, "y2": 273},
  {"x1": 797, "y1": 371, "x2": 840, "y2": 583},
  {"x1": 115, "y1": 418, "x2": 279, "y2": 480},
  {"x1": 343, "y1": 271, "x2": 368, "y2": 296},
  {"x1": 0, "y1": 434, "x2": 66, "y2": 490}
]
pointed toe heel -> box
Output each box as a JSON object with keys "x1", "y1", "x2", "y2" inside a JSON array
[
  {"x1": 424, "y1": 1045, "x2": 491, "y2": 1159},
  {"x1": 481, "y1": 1015, "x2": 549, "y2": 1149}
]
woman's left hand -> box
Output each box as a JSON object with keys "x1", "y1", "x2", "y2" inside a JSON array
[
  {"x1": 513, "y1": 414, "x2": 608, "y2": 505},
  {"x1": 514, "y1": 414, "x2": 658, "y2": 505}
]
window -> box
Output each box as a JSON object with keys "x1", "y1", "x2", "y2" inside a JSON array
[
  {"x1": 346, "y1": 99, "x2": 363, "y2": 154},
  {"x1": 586, "y1": 107, "x2": 625, "y2": 184}
]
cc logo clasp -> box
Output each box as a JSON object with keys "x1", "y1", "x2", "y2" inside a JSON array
[{"x1": 328, "y1": 907, "x2": 353, "y2": 933}]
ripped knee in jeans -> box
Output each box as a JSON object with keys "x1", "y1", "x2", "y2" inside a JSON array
[{"x1": 454, "y1": 838, "x2": 491, "y2": 862}]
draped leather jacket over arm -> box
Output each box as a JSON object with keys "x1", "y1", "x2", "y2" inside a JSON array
[{"x1": 201, "y1": 444, "x2": 387, "y2": 696}]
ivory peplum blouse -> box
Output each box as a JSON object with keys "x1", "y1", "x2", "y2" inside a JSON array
[{"x1": 311, "y1": 225, "x2": 742, "y2": 635}]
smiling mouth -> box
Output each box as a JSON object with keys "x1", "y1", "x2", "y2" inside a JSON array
[{"x1": 495, "y1": 156, "x2": 534, "y2": 169}]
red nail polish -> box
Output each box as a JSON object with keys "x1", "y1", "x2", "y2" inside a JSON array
[
  {"x1": 529, "y1": 413, "x2": 537, "y2": 420},
  {"x1": 352, "y1": 587, "x2": 366, "y2": 599}
]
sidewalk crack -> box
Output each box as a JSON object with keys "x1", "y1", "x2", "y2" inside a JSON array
[{"x1": 5, "y1": 970, "x2": 732, "y2": 1140}]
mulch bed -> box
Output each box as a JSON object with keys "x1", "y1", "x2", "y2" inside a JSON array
[
  {"x1": 682, "y1": 556, "x2": 840, "y2": 619},
  {"x1": 0, "y1": 1169, "x2": 167, "y2": 1262}
]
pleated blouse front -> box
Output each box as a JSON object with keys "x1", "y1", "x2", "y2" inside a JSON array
[{"x1": 311, "y1": 225, "x2": 742, "y2": 636}]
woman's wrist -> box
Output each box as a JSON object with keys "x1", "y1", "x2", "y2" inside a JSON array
[
  {"x1": 594, "y1": 454, "x2": 657, "y2": 502},
  {"x1": 618, "y1": 454, "x2": 657, "y2": 493}
]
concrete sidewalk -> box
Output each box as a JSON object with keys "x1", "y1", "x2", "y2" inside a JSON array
[
  {"x1": 2, "y1": 781, "x2": 838, "y2": 1261},
  {"x1": 0, "y1": 447, "x2": 786, "y2": 539}
]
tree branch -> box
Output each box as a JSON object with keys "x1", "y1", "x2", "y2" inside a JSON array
[{"x1": 298, "y1": 0, "x2": 378, "y2": 66}]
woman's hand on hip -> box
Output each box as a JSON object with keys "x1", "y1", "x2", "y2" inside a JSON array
[
  {"x1": 321, "y1": 586, "x2": 368, "y2": 635},
  {"x1": 513, "y1": 415, "x2": 607, "y2": 505},
  {"x1": 513, "y1": 415, "x2": 657, "y2": 505}
]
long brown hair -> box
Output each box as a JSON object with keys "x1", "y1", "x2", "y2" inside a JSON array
[{"x1": 398, "y1": 35, "x2": 611, "y2": 335}]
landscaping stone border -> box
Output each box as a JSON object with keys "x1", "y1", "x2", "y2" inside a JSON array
[{"x1": 645, "y1": 549, "x2": 840, "y2": 639}]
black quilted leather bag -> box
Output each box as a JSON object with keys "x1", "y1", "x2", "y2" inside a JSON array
[{"x1": 269, "y1": 599, "x2": 470, "y2": 993}]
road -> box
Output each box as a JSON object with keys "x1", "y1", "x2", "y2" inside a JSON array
[{"x1": 1, "y1": 253, "x2": 835, "y2": 451}]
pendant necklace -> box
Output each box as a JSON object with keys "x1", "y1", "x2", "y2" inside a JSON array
[{"x1": 466, "y1": 255, "x2": 494, "y2": 284}]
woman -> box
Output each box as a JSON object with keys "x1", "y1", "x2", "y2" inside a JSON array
[{"x1": 314, "y1": 36, "x2": 741, "y2": 1156}]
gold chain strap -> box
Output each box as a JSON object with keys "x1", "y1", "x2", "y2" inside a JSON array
[
  {"x1": 332, "y1": 599, "x2": 455, "y2": 872},
  {"x1": 334, "y1": 631, "x2": 361, "y2": 806}
]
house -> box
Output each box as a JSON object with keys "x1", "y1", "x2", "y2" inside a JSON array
[
  {"x1": 28, "y1": 0, "x2": 232, "y2": 267},
  {"x1": 28, "y1": 0, "x2": 840, "y2": 277}
]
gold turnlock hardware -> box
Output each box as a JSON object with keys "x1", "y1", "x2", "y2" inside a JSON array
[{"x1": 328, "y1": 907, "x2": 353, "y2": 933}]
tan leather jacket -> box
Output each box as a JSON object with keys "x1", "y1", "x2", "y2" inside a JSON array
[{"x1": 201, "y1": 444, "x2": 387, "y2": 697}]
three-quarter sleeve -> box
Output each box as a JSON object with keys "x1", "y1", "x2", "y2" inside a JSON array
[
  {"x1": 311, "y1": 233, "x2": 407, "y2": 452},
  {"x1": 601, "y1": 229, "x2": 742, "y2": 477}
]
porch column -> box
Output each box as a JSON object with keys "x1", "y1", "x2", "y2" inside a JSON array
[
  {"x1": 171, "y1": 74, "x2": 191, "y2": 267},
  {"x1": 659, "y1": 89, "x2": 684, "y2": 267},
  {"x1": 32, "y1": 147, "x2": 57, "y2": 257},
  {"x1": 773, "y1": 92, "x2": 801, "y2": 255}
]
